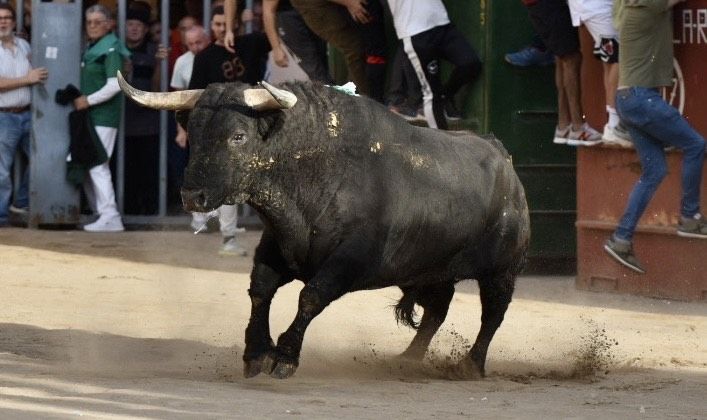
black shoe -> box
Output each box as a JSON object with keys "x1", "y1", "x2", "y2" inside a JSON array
[
  {"x1": 603, "y1": 235, "x2": 646, "y2": 274},
  {"x1": 677, "y1": 213, "x2": 707, "y2": 239},
  {"x1": 443, "y1": 97, "x2": 462, "y2": 121}
]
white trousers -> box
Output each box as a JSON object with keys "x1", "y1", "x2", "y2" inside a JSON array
[
  {"x1": 192, "y1": 204, "x2": 238, "y2": 237},
  {"x1": 83, "y1": 126, "x2": 120, "y2": 218},
  {"x1": 218, "y1": 204, "x2": 238, "y2": 237}
]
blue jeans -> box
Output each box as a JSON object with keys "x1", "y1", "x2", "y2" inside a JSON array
[
  {"x1": 614, "y1": 87, "x2": 705, "y2": 241},
  {"x1": 0, "y1": 111, "x2": 30, "y2": 224}
]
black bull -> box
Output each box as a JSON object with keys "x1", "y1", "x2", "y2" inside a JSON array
[{"x1": 125, "y1": 79, "x2": 530, "y2": 379}]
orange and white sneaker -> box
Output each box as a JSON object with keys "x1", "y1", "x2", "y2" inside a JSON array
[
  {"x1": 553, "y1": 125, "x2": 571, "y2": 144},
  {"x1": 566, "y1": 123, "x2": 602, "y2": 146}
]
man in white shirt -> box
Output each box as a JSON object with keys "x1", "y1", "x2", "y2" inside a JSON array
[
  {"x1": 385, "y1": 0, "x2": 481, "y2": 130},
  {"x1": 0, "y1": 3, "x2": 48, "y2": 226},
  {"x1": 170, "y1": 25, "x2": 208, "y2": 91},
  {"x1": 169, "y1": 25, "x2": 212, "y2": 232},
  {"x1": 170, "y1": 25, "x2": 209, "y2": 148}
]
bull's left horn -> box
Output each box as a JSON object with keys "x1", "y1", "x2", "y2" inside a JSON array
[
  {"x1": 117, "y1": 70, "x2": 203, "y2": 110},
  {"x1": 243, "y1": 81, "x2": 297, "y2": 110}
]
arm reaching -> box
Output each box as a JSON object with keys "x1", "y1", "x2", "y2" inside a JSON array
[
  {"x1": 263, "y1": 0, "x2": 288, "y2": 67},
  {"x1": 224, "y1": 0, "x2": 237, "y2": 52}
]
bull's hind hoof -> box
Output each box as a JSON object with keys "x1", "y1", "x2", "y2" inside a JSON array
[
  {"x1": 269, "y1": 361, "x2": 298, "y2": 379},
  {"x1": 449, "y1": 358, "x2": 484, "y2": 381}
]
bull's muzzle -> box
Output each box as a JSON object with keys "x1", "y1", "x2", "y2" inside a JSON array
[{"x1": 181, "y1": 188, "x2": 209, "y2": 212}]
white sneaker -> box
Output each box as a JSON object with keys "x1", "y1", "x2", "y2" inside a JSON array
[
  {"x1": 9, "y1": 205, "x2": 28, "y2": 215},
  {"x1": 553, "y1": 125, "x2": 570, "y2": 144},
  {"x1": 602, "y1": 123, "x2": 633, "y2": 148},
  {"x1": 219, "y1": 236, "x2": 248, "y2": 256},
  {"x1": 566, "y1": 123, "x2": 602, "y2": 146},
  {"x1": 83, "y1": 215, "x2": 124, "y2": 232}
]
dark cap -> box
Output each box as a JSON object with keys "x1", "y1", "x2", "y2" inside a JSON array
[{"x1": 126, "y1": 8, "x2": 150, "y2": 25}]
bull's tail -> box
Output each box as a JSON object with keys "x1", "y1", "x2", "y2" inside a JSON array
[{"x1": 394, "y1": 288, "x2": 419, "y2": 330}]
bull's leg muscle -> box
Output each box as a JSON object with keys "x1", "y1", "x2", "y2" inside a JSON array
[
  {"x1": 399, "y1": 281, "x2": 455, "y2": 360},
  {"x1": 243, "y1": 231, "x2": 294, "y2": 378},
  {"x1": 266, "y1": 239, "x2": 372, "y2": 379},
  {"x1": 455, "y1": 271, "x2": 515, "y2": 379}
]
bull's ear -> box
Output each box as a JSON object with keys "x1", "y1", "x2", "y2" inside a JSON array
[{"x1": 175, "y1": 110, "x2": 191, "y2": 129}]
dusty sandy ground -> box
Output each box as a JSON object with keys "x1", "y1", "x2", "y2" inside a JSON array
[{"x1": 0, "y1": 227, "x2": 705, "y2": 419}]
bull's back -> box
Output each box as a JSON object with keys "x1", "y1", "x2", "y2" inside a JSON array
[
  {"x1": 368, "y1": 128, "x2": 524, "y2": 282},
  {"x1": 282, "y1": 87, "x2": 527, "y2": 285}
]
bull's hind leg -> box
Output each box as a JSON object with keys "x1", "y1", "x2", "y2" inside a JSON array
[
  {"x1": 243, "y1": 231, "x2": 294, "y2": 378},
  {"x1": 454, "y1": 270, "x2": 515, "y2": 379},
  {"x1": 398, "y1": 282, "x2": 455, "y2": 360}
]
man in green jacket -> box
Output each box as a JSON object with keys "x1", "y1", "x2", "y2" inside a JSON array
[{"x1": 73, "y1": 4, "x2": 130, "y2": 232}]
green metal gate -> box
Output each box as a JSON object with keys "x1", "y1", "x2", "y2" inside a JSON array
[{"x1": 448, "y1": 1, "x2": 577, "y2": 272}]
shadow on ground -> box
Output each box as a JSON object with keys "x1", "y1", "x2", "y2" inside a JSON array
[{"x1": 0, "y1": 228, "x2": 259, "y2": 273}]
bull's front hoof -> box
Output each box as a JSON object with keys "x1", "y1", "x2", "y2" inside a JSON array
[
  {"x1": 269, "y1": 360, "x2": 298, "y2": 379},
  {"x1": 243, "y1": 356, "x2": 266, "y2": 378},
  {"x1": 448, "y1": 358, "x2": 484, "y2": 381}
]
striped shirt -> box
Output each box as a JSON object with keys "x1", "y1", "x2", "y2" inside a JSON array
[{"x1": 0, "y1": 36, "x2": 32, "y2": 108}]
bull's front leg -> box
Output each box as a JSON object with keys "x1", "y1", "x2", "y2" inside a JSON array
[
  {"x1": 243, "y1": 232, "x2": 293, "y2": 378},
  {"x1": 265, "y1": 240, "x2": 370, "y2": 379}
]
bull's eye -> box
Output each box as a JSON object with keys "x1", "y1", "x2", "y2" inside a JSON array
[{"x1": 229, "y1": 132, "x2": 248, "y2": 146}]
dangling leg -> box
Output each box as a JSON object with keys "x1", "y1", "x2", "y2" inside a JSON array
[
  {"x1": 398, "y1": 281, "x2": 455, "y2": 360},
  {"x1": 455, "y1": 270, "x2": 515, "y2": 379},
  {"x1": 243, "y1": 229, "x2": 294, "y2": 377}
]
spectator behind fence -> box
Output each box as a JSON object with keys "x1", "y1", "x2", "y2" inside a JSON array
[
  {"x1": 149, "y1": 19, "x2": 162, "y2": 44},
  {"x1": 170, "y1": 25, "x2": 210, "y2": 230},
  {"x1": 257, "y1": 0, "x2": 331, "y2": 83},
  {"x1": 385, "y1": 0, "x2": 482, "y2": 130},
  {"x1": 168, "y1": 15, "x2": 197, "y2": 76},
  {"x1": 567, "y1": 0, "x2": 632, "y2": 148},
  {"x1": 170, "y1": 26, "x2": 210, "y2": 96},
  {"x1": 73, "y1": 4, "x2": 130, "y2": 232},
  {"x1": 603, "y1": 0, "x2": 706, "y2": 274},
  {"x1": 522, "y1": 0, "x2": 602, "y2": 146},
  {"x1": 0, "y1": 3, "x2": 48, "y2": 227},
  {"x1": 123, "y1": 7, "x2": 164, "y2": 215},
  {"x1": 186, "y1": 5, "x2": 270, "y2": 257}
]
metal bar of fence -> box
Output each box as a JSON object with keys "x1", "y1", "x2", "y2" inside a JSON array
[
  {"x1": 245, "y1": 0, "x2": 253, "y2": 34},
  {"x1": 117, "y1": 0, "x2": 126, "y2": 213},
  {"x1": 203, "y1": 0, "x2": 211, "y2": 35},
  {"x1": 158, "y1": 0, "x2": 169, "y2": 216},
  {"x1": 14, "y1": 0, "x2": 22, "y2": 34},
  {"x1": 12, "y1": 0, "x2": 23, "y2": 204}
]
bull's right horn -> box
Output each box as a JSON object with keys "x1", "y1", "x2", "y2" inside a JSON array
[{"x1": 117, "y1": 70, "x2": 203, "y2": 110}]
